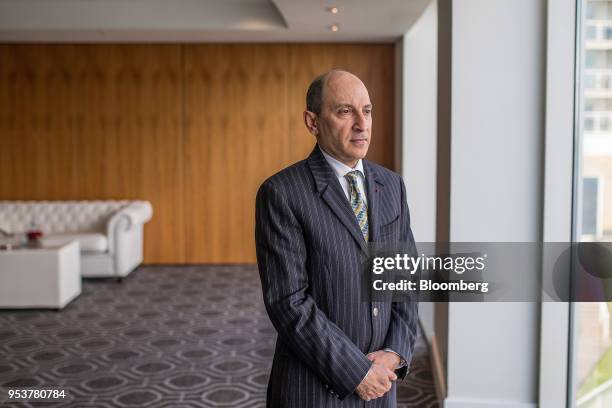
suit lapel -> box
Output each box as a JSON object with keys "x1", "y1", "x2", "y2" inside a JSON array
[
  {"x1": 307, "y1": 145, "x2": 368, "y2": 254},
  {"x1": 364, "y1": 160, "x2": 384, "y2": 242}
]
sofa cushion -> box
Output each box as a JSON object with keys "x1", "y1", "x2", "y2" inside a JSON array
[
  {"x1": 0, "y1": 201, "x2": 129, "y2": 235},
  {"x1": 41, "y1": 233, "x2": 108, "y2": 253}
]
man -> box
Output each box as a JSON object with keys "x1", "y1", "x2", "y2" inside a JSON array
[{"x1": 255, "y1": 70, "x2": 418, "y2": 407}]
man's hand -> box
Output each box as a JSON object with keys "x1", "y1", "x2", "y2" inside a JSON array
[
  {"x1": 355, "y1": 362, "x2": 397, "y2": 401},
  {"x1": 367, "y1": 350, "x2": 401, "y2": 371}
]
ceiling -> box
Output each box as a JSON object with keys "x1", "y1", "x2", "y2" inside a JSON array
[{"x1": 0, "y1": 0, "x2": 432, "y2": 43}]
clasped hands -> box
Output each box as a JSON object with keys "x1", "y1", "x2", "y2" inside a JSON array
[{"x1": 355, "y1": 350, "x2": 400, "y2": 401}]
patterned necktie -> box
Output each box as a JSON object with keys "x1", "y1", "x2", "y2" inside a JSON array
[{"x1": 344, "y1": 170, "x2": 369, "y2": 241}]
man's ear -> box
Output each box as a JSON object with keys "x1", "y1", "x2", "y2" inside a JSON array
[{"x1": 303, "y1": 110, "x2": 318, "y2": 136}]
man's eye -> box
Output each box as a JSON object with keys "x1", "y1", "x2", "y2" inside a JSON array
[
  {"x1": 364, "y1": 110, "x2": 372, "y2": 115},
  {"x1": 340, "y1": 108, "x2": 351, "y2": 114}
]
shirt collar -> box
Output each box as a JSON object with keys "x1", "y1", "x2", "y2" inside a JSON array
[{"x1": 318, "y1": 144, "x2": 365, "y2": 179}]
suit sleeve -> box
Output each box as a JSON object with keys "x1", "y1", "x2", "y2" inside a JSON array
[
  {"x1": 255, "y1": 180, "x2": 372, "y2": 399},
  {"x1": 382, "y1": 177, "x2": 419, "y2": 380}
]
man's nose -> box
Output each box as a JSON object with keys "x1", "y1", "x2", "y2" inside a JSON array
[{"x1": 353, "y1": 111, "x2": 368, "y2": 131}]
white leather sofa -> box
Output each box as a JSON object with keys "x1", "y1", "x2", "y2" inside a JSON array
[{"x1": 0, "y1": 201, "x2": 152, "y2": 278}]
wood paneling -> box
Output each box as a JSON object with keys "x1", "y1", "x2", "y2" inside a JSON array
[
  {"x1": 72, "y1": 45, "x2": 185, "y2": 263},
  {"x1": 183, "y1": 45, "x2": 290, "y2": 262},
  {"x1": 0, "y1": 45, "x2": 77, "y2": 199},
  {"x1": 0, "y1": 44, "x2": 394, "y2": 263}
]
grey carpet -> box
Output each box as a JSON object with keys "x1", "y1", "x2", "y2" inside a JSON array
[{"x1": 0, "y1": 265, "x2": 438, "y2": 407}]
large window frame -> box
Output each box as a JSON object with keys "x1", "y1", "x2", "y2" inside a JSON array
[
  {"x1": 540, "y1": 0, "x2": 612, "y2": 406},
  {"x1": 567, "y1": 0, "x2": 612, "y2": 406},
  {"x1": 538, "y1": 0, "x2": 578, "y2": 407}
]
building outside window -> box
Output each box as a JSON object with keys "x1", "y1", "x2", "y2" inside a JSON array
[{"x1": 575, "y1": 1, "x2": 612, "y2": 407}]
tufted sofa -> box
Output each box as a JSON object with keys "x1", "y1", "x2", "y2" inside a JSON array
[{"x1": 0, "y1": 201, "x2": 153, "y2": 278}]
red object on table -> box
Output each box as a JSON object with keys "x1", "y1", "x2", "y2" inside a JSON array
[{"x1": 26, "y1": 231, "x2": 43, "y2": 241}]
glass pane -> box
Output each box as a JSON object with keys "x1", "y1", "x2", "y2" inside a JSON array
[
  {"x1": 575, "y1": 1, "x2": 612, "y2": 408},
  {"x1": 587, "y1": 25, "x2": 597, "y2": 40}
]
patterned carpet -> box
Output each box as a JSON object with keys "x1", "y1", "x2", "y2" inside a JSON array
[{"x1": 0, "y1": 265, "x2": 438, "y2": 407}]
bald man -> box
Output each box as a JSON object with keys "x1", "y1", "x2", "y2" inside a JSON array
[{"x1": 255, "y1": 70, "x2": 419, "y2": 407}]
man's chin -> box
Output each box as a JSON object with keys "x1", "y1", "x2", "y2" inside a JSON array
[{"x1": 349, "y1": 146, "x2": 369, "y2": 160}]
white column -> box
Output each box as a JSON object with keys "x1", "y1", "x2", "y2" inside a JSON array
[
  {"x1": 399, "y1": 1, "x2": 446, "y2": 400},
  {"x1": 444, "y1": 0, "x2": 545, "y2": 407},
  {"x1": 400, "y1": 0, "x2": 439, "y2": 338}
]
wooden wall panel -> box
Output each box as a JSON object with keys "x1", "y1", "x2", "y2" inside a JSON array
[
  {"x1": 0, "y1": 45, "x2": 77, "y2": 199},
  {"x1": 72, "y1": 45, "x2": 185, "y2": 263},
  {"x1": 0, "y1": 44, "x2": 394, "y2": 264},
  {"x1": 183, "y1": 45, "x2": 290, "y2": 262}
]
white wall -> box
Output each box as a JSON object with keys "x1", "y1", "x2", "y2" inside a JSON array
[
  {"x1": 402, "y1": 0, "x2": 438, "y2": 246},
  {"x1": 399, "y1": 0, "x2": 571, "y2": 406},
  {"x1": 400, "y1": 0, "x2": 438, "y2": 340},
  {"x1": 445, "y1": 0, "x2": 545, "y2": 407}
]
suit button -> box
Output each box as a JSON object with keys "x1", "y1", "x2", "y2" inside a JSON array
[{"x1": 373, "y1": 307, "x2": 379, "y2": 317}]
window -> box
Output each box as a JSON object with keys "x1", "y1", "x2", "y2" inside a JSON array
[
  {"x1": 586, "y1": 2, "x2": 602, "y2": 19},
  {"x1": 572, "y1": 2, "x2": 612, "y2": 407},
  {"x1": 585, "y1": 74, "x2": 596, "y2": 89},
  {"x1": 587, "y1": 25, "x2": 597, "y2": 40},
  {"x1": 586, "y1": 50, "x2": 607, "y2": 68},
  {"x1": 581, "y1": 177, "x2": 601, "y2": 237}
]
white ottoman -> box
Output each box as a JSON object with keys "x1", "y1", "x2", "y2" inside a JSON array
[{"x1": 0, "y1": 241, "x2": 81, "y2": 309}]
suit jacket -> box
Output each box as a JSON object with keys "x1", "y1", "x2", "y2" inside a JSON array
[{"x1": 255, "y1": 145, "x2": 419, "y2": 407}]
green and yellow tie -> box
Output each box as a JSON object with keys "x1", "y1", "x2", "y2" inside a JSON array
[{"x1": 345, "y1": 170, "x2": 369, "y2": 241}]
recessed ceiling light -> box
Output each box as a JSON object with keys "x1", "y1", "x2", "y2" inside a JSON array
[
  {"x1": 329, "y1": 24, "x2": 340, "y2": 32},
  {"x1": 328, "y1": 6, "x2": 339, "y2": 14}
]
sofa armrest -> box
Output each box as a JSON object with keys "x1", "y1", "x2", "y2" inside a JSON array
[
  {"x1": 106, "y1": 201, "x2": 153, "y2": 254},
  {"x1": 108, "y1": 201, "x2": 153, "y2": 231}
]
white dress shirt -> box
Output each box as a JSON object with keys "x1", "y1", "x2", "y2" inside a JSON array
[
  {"x1": 319, "y1": 145, "x2": 368, "y2": 205},
  {"x1": 319, "y1": 144, "x2": 408, "y2": 371}
]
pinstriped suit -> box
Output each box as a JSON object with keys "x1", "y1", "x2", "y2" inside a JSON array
[{"x1": 255, "y1": 145, "x2": 419, "y2": 407}]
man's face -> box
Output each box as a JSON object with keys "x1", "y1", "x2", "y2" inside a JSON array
[{"x1": 315, "y1": 73, "x2": 372, "y2": 167}]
